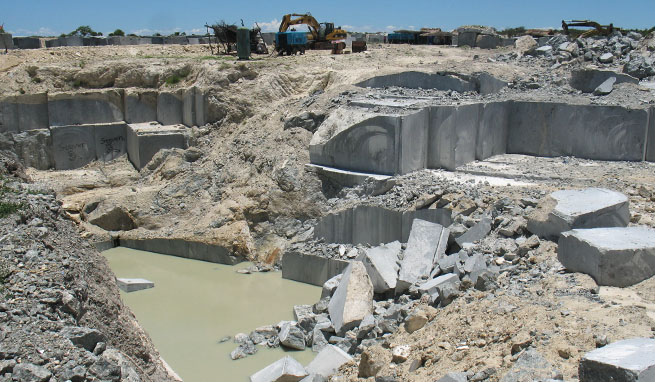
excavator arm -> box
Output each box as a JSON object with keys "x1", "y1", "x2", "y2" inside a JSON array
[
  {"x1": 279, "y1": 13, "x2": 320, "y2": 40},
  {"x1": 562, "y1": 20, "x2": 615, "y2": 39}
]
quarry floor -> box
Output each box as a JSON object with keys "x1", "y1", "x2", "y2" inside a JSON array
[{"x1": 3, "y1": 42, "x2": 655, "y2": 381}]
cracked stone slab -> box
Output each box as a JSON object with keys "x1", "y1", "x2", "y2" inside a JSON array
[{"x1": 579, "y1": 338, "x2": 655, "y2": 381}]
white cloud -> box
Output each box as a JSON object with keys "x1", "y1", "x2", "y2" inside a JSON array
[
  {"x1": 255, "y1": 19, "x2": 280, "y2": 33},
  {"x1": 7, "y1": 27, "x2": 58, "y2": 37},
  {"x1": 385, "y1": 25, "x2": 397, "y2": 31}
]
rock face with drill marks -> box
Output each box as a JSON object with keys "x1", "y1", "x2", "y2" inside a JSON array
[
  {"x1": 396, "y1": 219, "x2": 449, "y2": 294},
  {"x1": 558, "y1": 226, "x2": 655, "y2": 287},
  {"x1": 527, "y1": 188, "x2": 629, "y2": 240},
  {"x1": 328, "y1": 262, "x2": 374, "y2": 336}
]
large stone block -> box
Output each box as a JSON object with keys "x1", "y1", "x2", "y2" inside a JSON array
[
  {"x1": 508, "y1": 102, "x2": 648, "y2": 162},
  {"x1": 58, "y1": 36, "x2": 84, "y2": 47},
  {"x1": 281, "y1": 252, "x2": 349, "y2": 286},
  {"x1": 116, "y1": 278, "x2": 154, "y2": 292},
  {"x1": 157, "y1": 91, "x2": 184, "y2": 125},
  {"x1": 164, "y1": 36, "x2": 189, "y2": 45},
  {"x1": 13, "y1": 37, "x2": 42, "y2": 49},
  {"x1": 126, "y1": 122, "x2": 187, "y2": 170},
  {"x1": 250, "y1": 356, "x2": 308, "y2": 382},
  {"x1": 124, "y1": 89, "x2": 158, "y2": 124},
  {"x1": 476, "y1": 34, "x2": 502, "y2": 49},
  {"x1": 94, "y1": 122, "x2": 127, "y2": 162},
  {"x1": 399, "y1": 108, "x2": 429, "y2": 174},
  {"x1": 360, "y1": 241, "x2": 401, "y2": 294},
  {"x1": 48, "y1": 90, "x2": 125, "y2": 126},
  {"x1": 50, "y1": 125, "x2": 96, "y2": 170},
  {"x1": 356, "y1": 72, "x2": 476, "y2": 93},
  {"x1": 328, "y1": 261, "x2": 373, "y2": 335},
  {"x1": 579, "y1": 338, "x2": 655, "y2": 381},
  {"x1": 83, "y1": 37, "x2": 107, "y2": 46},
  {"x1": 119, "y1": 238, "x2": 240, "y2": 265},
  {"x1": 401, "y1": 209, "x2": 453, "y2": 242},
  {"x1": 428, "y1": 104, "x2": 481, "y2": 171},
  {"x1": 397, "y1": 219, "x2": 449, "y2": 293},
  {"x1": 305, "y1": 345, "x2": 353, "y2": 378},
  {"x1": 477, "y1": 102, "x2": 508, "y2": 160},
  {"x1": 570, "y1": 69, "x2": 639, "y2": 93},
  {"x1": 457, "y1": 31, "x2": 478, "y2": 47},
  {"x1": 528, "y1": 188, "x2": 630, "y2": 239},
  {"x1": 0, "y1": 93, "x2": 49, "y2": 133},
  {"x1": 352, "y1": 205, "x2": 403, "y2": 246},
  {"x1": 558, "y1": 227, "x2": 655, "y2": 287},
  {"x1": 11, "y1": 129, "x2": 53, "y2": 170},
  {"x1": 0, "y1": 33, "x2": 13, "y2": 50}
]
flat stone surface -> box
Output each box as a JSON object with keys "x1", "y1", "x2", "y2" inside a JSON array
[
  {"x1": 570, "y1": 69, "x2": 638, "y2": 93},
  {"x1": 528, "y1": 188, "x2": 630, "y2": 239},
  {"x1": 558, "y1": 227, "x2": 655, "y2": 287},
  {"x1": 397, "y1": 219, "x2": 449, "y2": 293},
  {"x1": 305, "y1": 345, "x2": 352, "y2": 378},
  {"x1": 455, "y1": 217, "x2": 492, "y2": 246},
  {"x1": 328, "y1": 261, "x2": 374, "y2": 335},
  {"x1": 361, "y1": 241, "x2": 401, "y2": 294},
  {"x1": 116, "y1": 278, "x2": 154, "y2": 293},
  {"x1": 250, "y1": 356, "x2": 308, "y2": 382},
  {"x1": 579, "y1": 338, "x2": 655, "y2": 381},
  {"x1": 417, "y1": 273, "x2": 459, "y2": 300},
  {"x1": 594, "y1": 77, "x2": 616, "y2": 96}
]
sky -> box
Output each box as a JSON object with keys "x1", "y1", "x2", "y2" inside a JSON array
[{"x1": 3, "y1": 0, "x2": 654, "y2": 37}]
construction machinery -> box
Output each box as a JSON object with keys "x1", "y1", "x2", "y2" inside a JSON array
[
  {"x1": 561, "y1": 20, "x2": 616, "y2": 39},
  {"x1": 276, "y1": 13, "x2": 351, "y2": 55}
]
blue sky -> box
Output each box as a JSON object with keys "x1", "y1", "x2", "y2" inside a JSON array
[{"x1": 4, "y1": 0, "x2": 654, "y2": 36}]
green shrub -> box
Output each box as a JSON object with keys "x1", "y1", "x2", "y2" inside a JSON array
[{"x1": 108, "y1": 29, "x2": 125, "y2": 37}]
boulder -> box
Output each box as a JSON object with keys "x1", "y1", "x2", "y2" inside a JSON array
[
  {"x1": 12, "y1": 363, "x2": 52, "y2": 382},
  {"x1": 328, "y1": 261, "x2": 374, "y2": 336},
  {"x1": 455, "y1": 217, "x2": 492, "y2": 247},
  {"x1": 599, "y1": 52, "x2": 614, "y2": 63},
  {"x1": 360, "y1": 241, "x2": 401, "y2": 294},
  {"x1": 61, "y1": 326, "x2": 105, "y2": 352},
  {"x1": 250, "y1": 356, "x2": 308, "y2": 382},
  {"x1": 558, "y1": 227, "x2": 655, "y2": 287},
  {"x1": 305, "y1": 345, "x2": 352, "y2": 378},
  {"x1": 87, "y1": 204, "x2": 136, "y2": 231},
  {"x1": 294, "y1": 305, "x2": 317, "y2": 332},
  {"x1": 515, "y1": 36, "x2": 537, "y2": 54},
  {"x1": 396, "y1": 219, "x2": 449, "y2": 293},
  {"x1": 527, "y1": 188, "x2": 629, "y2": 240},
  {"x1": 579, "y1": 338, "x2": 655, "y2": 381},
  {"x1": 570, "y1": 69, "x2": 638, "y2": 93},
  {"x1": 279, "y1": 322, "x2": 306, "y2": 350}
]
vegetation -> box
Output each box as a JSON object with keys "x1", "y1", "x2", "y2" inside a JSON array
[
  {"x1": 498, "y1": 26, "x2": 526, "y2": 37},
  {"x1": 165, "y1": 74, "x2": 183, "y2": 85},
  {"x1": 170, "y1": 31, "x2": 186, "y2": 36},
  {"x1": 0, "y1": 176, "x2": 24, "y2": 219},
  {"x1": 108, "y1": 29, "x2": 125, "y2": 37},
  {"x1": 68, "y1": 25, "x2": 102, "y2": 37},
  {"x1": 0, "y1": 24, "x2": 5, "y2": 34}
]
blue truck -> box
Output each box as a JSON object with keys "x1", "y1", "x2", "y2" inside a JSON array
[{"x1": 275, "y1": 31, "x2": 308, "y2": 55}]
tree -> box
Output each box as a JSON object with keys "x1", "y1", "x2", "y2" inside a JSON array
[
  {"x1": 0, "y1": 24, "x2": 5, "y2": 34},
  {"x1": 69, "y1": 25, "x2": 101, "y2": 37},
  {"x1": 108, "y1": 29, "x2": 125, "y2": 37}
]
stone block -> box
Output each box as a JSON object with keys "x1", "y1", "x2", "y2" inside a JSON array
[
  {"x1": 194, "y1": 87, "x2": 207, "y2": 126},
  {"x1": 10, "y1": 129, "x2": 53, "y2": 170},
  {"x1": 50, "y1": 124, "x2": 96, "y2": 170},
  {"x1": 507, "y1": 102, "x2": 648, "y2": 162},
  {"x1": 558, "y1": 227, "x2": 655, "y2": 287},
  {"x1": 48, "y1": 90, "x2": 125, "y2": 126},
  {"x1": 417, "y1": 273, "x2": 459, "y2": 303},
  {"x1": 352, "y1": 205, "x2": 403, "y2": 246},
  {"x1": 13, "y1": 37, "x2": 42, "y2": 49},
  {"x1": 281, "y1": 252, "x2": 349, "y2": 287},
  {"x1": 579, "y1": 338, "x2": 655, "y2": 381},
  {"x1": 0, "y1": 93, "x2": 49, "y2": 133},
  {"x1": 94, "y1": 122, "x2": 127, "y2": 162},
  {"x1": 182, "y1": 87, "x2": 197, "y2": 127},
  {"x1": 119, "y1": 238, "x2": 240, "y2": 264},
  {"x1": 476, "y1": 34, "x2": 502, "y2": 49},
  {"x1": 124, "y1": 89, "x2": 158, "y2": 124},
  {"x1": 457, "y1": 31, "x2": 478, "y2": 47},
  {"x1": 328, "y1": 262, "x2": 373, "y2": 335},
  {"x1": 126, "y1": 122, "x2": 187, "y2": 170},
  {"x1": 83, "y1": 37, "x2": 107, "y2": 46},
  {"x1": 570, "y1": 69, "x2": 638, "y2": 93},
  {"x1": 305, "y1": 164, "x2": 392, "y2": 188},
  {"x1": 594, "y1": 77, "x2": 616, "y2": 96},
  {"x1": 401, "y1": 209, "x2": 453, "y2": 242},
  {"x1": 428, "y1": 104, "x2": 481, "y2": 171},
  {"x1": 475, "y1": 73, "x2": 508, "y2": 96},
  {"x1": 0, "y1": 33, "x2": 13, "y2": 50},
  {"x1": 164, "y1": 36, "x2": 188, "y2": 45},
  {"x1": 250, "y1": 356, "x2": 308, "y2": 382},
  {"x1": 356, "y1": 72, "x2": 476, "y2": 92},
  {"x1": 58, "y1": 36, "x2": 84, "y2": 47},
  {"x1": 305, "y1": 345, "x2": 352, "y2": 378},
  {"x1": 399, "y1": 108, "x2": 429, "y2": 174},
  {"x1": 360, "y1": 241, "x2": 401, "y2": 294},
  {"x1": 397, "y1": 219, "x2": 449, "y2": 293},
  {"x1": 157, "y1": 91, "x2": 184, "y2": 125},
  {"x1": 647, "y1": 107, "x2": 655, "y2": 162},
  {"x1": 455, "y1": 217, "x2": 492, "y2": 246},
  {"x1": 528, "y1": 188, "x2": 630, "y2": 239},
  {"x1": 151, "y1": 36, "x2": 164, "y2": 44},
  {"x1": 45, "y1": 39, "x2": 60, "y2": 48},
  {"x1": 477, "y1": 102, "x2": 508, "y2": 160},
  {"x1": 116, "y1": 278, "x2": 154, "y2": 292}
]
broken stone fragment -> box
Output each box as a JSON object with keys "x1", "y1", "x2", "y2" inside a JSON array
[
  {"x1": 455, "y1": 217, "x2": 492, "y2": 247},
  {"x1": 321, "y1": 274, "x2": 342, "y2": 299},
  {"x1": 499, "y1": 349, "x2": 562, "y2": 382},
  {"x1": 593, "y1": 76, "x2": 616, "y2": 96},
  {"x1": 61, "y1": 326, "x2": 105, "y2": 352},
  {"x1": 279, "y1": 322, "x2": 306, "y2": 350},
  {"x1": 578, "y1": 337, "x2": 655, "y2": 381},
  {"x1": 391, "y1": 345, "x2": 411, "y2": 363},
  {"x1": 417, "y1": 273, "x2": 459, "y2": 305},
  {"x1": 360, "y1": 241, "x2": 401, "y2": 294},
  {"x1": 328, "y1": 261, "x2": 373, "y2": 336},
  {"x1": 87, "y1": 204, "x2": 136, "y2": 231},
  {"x1": 359, "y1": 349, "x2": 384, "y2": 378},
  {"x1": 436, "y1": 372, "x2": 468, "y2": 382},
  {"x1": 396, "y1": 219, "x2": 449, "y2": 294},
  {"x1": 404, "y1": 308, "x2": 429, "y2": 334},
  {"x1": 305, "y1": 345, "x2": 352, "y2": 378},
  {"x1": 527, "y1": 188, "x2": 629, "y2": 240},
  {"x1": 250, "y1": 356, "x2": 308, "y2": 382},
  {"x1": 558, "y1": 226, "x2": 655, "y2": 287}
]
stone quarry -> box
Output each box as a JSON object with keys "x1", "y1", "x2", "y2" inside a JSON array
[{"x1": 1, "y1": 24, "x2": 655, "y2": 382}]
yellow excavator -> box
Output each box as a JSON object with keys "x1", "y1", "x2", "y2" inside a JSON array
[
  {"x1": 278, "y1": 13, "x2": 348, "y2": 51},
  {"x1": 561, "y1": 20, "x2": 616, "y2": 39}
]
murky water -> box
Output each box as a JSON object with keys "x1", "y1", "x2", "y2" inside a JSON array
[{"x1": 103, "y1": 247, "x2": 320, "y2": 382}]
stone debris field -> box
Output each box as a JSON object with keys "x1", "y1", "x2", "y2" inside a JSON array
[{"x1": 1, "y1": 23, "x2": 655, "y2": 382}]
